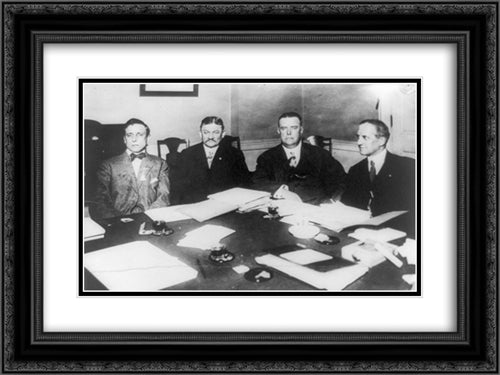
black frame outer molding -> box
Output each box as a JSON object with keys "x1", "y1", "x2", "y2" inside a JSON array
[{"x1": 2, "y1": 2, "x2": 497, "y2": 373}]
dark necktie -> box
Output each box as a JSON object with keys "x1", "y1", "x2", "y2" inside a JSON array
[
  {"x1": 130, "y1": 152, "x2": 146, "y2": 161},
  {"x1": 369, "y1": 160, "x2": 376, "y2": 183},
  {"x1": 288, "y1": 151, "x2": 298, "y2": 168}
]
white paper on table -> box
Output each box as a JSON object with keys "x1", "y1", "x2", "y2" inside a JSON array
[
  {"x1": 255, "y1": 253, "x2": 368, "y2": 290},
  {"x1": 177, "y1": 224, "x2": 235, "y2": 250},
  {"x1": 319, "y1": 201, "x2": 371, "y2": 223},
  {"x1": 84, "y1": 217, "x2": 105, "y2": 241},
  {"x1": 395, "y1": 239, "x2": 417, "y2": 265},
  {"x1": 84, "y1": 241, "x2": 198, "y2": 291},
  {"x1": 207, "y1": 187, "x2": 270, "y2": 207},
  {"x1": 177, "y1": 199, "x2": 238, "y2": 222},
  {"x1": 145, "y1": 205, "x2": 191, "y2": 222},
  {"x1": 349, "y1": 228, "x2": 407, "y2": 243},
  {"x1": 362, "y1": 210, "x2": 407, "y2": 226},
  {"x1": 280, "y1": 249, "x2": 332, "y2": 265}
]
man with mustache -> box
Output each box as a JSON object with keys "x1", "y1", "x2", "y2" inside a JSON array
[
  {"x1": 253, "y1": 112, "x2": 346, "y2": 204},
  {"x1": 341, "y1": 119, "x2": 415, "y2": 218},
  {"x1": 91, "y1": 118, "x2": 170, "y2": 219},
  {"x1": 171, "y1": 116, "x2": 251, "y2": 204}
]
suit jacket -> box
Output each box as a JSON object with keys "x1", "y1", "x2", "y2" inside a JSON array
[
  {"x1": 91, "y1": 151, "x2": 170, "y2": 219},
  {"x1": 171, "y1": 142, "x2": 251, "y2": 204},
  {"x1": 253, "y1": 142, "x2": 346, "y2": 203},
  {"x1": 341, "y1": 151, "x2": 415, "y2": 216}
]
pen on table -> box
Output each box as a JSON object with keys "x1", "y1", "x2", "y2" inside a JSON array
[{"x1": 196, "y1": 259, "x2": 207, "y2": 279}]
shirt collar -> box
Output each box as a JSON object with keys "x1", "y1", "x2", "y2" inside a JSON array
[
  {"x1": 282, "y1": 141, "x2": 302, "y2": 157},
  {"x1": 203, "y1": 145, "x2": 219, "y2": 156},
  {"x1": 367, "y1": 148, "x2": 387, "y2": 172},
  {"x1": 126, "y1": 149, "x2": 147, "y2": 157}
]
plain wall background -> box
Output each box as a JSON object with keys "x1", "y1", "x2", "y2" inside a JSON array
[{"x1": 83, "y1": 82, "x2": 416, "y2": 170}]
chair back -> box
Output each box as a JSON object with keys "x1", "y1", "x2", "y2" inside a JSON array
[
  {"x1": 157, "y1": 137, "x2": 189, "y2": 159},
  {"x1": 306, "y1": 135, "x2": 332, "y2": 154},
  {"x1": 222, "y1": 135, "x2": 241, "y2": 150}
]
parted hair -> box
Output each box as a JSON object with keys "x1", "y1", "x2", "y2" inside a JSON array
[
  {"x1": 200, "y1": 116, "x2": 225, "y2": 131},
  {"x1": 359, "y1": 119, "x2": 390, "y2": 143},
  {"x1": 124, "y1": 118, "x2": 150, "y2": 137},
  {"x1": 278, "y1": 111, "x2": 302, "y2": 125}
]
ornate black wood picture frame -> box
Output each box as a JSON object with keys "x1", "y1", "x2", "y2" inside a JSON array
[{"x1": 2, "y1": 1, "x2": 497, "y2": 373}]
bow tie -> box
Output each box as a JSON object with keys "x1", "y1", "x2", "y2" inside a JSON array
[{"x1": 130, "y1": 152, "x2": 146, "y2": 161}]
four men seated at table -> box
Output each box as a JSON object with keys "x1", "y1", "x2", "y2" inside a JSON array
[{"x1": 90, "y1": 114, "x2": 415, "y2": 224}]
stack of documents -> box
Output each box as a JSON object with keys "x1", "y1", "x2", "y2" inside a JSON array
[
  {"x1": 207, "y1": 187, "x2": 270, "y2": 207},
  {"x1": 343, "y1": 228, "x2": 408, "y2": 268},
  {"x1": 84, "y1": 217, "x2": 105, "y2": 242},
  {"x1": 177, "y1": 224, "x2": 235, "y2": 250},
  {"x1": 177, "y1": 188, "x2": 271, "y2": 222},
  {"x1": 277, "y1": 201, "x2": 407, "y2": 232},
  {"x1": 255, "y1": 253, "x2": 368, "y2": 290},
  {"x1": 84, "y1": 241, "x2": 198, "y2": 291}
]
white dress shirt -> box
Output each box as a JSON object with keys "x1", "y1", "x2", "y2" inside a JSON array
[
  {"x1": 126, "y1": 149, "x2": 145, "y2": 178},
  {"x1": 203, "y1": 145, "x2": 219, "y2": 168},
  {"x1": 282, "y1": 142, "x2": 302, "y2": 167},
  {"x1": 367, "y1": 148, "x2": 387, "y2": 175}
]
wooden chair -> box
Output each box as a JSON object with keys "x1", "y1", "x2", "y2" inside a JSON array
[
  {"x1": 222, "y1": 135, "x2": 241, "y2": 150},
  {"x1": 306, "y1": 135, "x2": 332, "y2": 154},
  {"x1": 157, "y1": 137, "x2": 189, "y2": 160}
]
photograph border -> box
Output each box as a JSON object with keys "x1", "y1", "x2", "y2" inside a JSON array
[
  {"x1": 2, "y1": 1, "x2": 497, "y2": 372},
  {"x1": 81, "y1": 78, "x2": 422, "y2": 296}
]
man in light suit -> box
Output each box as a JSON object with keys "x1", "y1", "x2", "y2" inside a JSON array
[
  {"x1": 91, "y1": 118, "x2": 170, "y2": 219},
  {"x1": 171, "y1": 116, "x2": 251, "y2": 204},
  {"x1": 253, "y1": 112, "x2": 346, "y2": 204},
  {"x1": 341, "y1": 119, "x2": 415, "y2": 219}
]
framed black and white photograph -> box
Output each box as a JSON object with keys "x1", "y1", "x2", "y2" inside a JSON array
[
  {"x1": 2, "y1": 1, "x2": 497, "y2": 373},
  {"x1": 82, "y1": 79, "x2": 420, "y2": 294}
]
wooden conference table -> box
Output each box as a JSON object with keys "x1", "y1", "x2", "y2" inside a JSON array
[{"x1": 84, "y1": 208, "x2": 415, "y2": 292}]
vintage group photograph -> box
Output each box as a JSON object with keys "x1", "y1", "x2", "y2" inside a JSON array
[{"x1": 81, "y1": 80, "x2": 419, "y2": 294}]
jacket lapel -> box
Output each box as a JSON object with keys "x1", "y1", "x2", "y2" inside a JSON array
[
  {"x1": 119, "y1": 151, "x2": 139, "y2": 192},
  {"x1": 377, "y1": 151, "x2": 394, "y2": 180}
]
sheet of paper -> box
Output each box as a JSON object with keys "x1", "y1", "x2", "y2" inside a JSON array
[
  {"x1": 349, "y1": 227, "x2": 406, "y2": 243},
  {"x1": 396, "y1": 238, "x2": 417, "y2": 265},
  {"x1": 177, "y1": 224, "x2": 235, "y2": 250},
  {"x1": 84, "y1": 241, "x2": 198, "y2": 291},
  {"x1": 315, "y1": 202, "x2": 371, "y2": 230},
  {"x1": 145, "y1": 205, "x2": 191, "y2": 222},
  {"x1": 362, "y1": 210, "x2": 407, "y2": 226},
  {"x1": 207, "y1": 187, "x2": 270, "y2": 207},
  {"x1": 177, "y1": 199, "x2": 237, "y2": 222},
  {"x1": 84, "y1": 217, "x2": 105, "y2": 241},
  {"x1": 280, "y1": 249, "x2": 332, "y2": 265},
  {"x1": 255, "y1": 254, "x2": 368, "y2": 290}
]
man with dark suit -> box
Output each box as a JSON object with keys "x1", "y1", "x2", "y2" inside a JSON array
[
  {"x1": 341, "y1": 119, "x2": 415, "y2": 219},
  {"x1": 253, "y1": 112, "x2": 346, "y2": 204},
  {"x1": 91, "y1": 118, "x2": 170, "y2": 219},
  {"x1": 171, "y1": 116, "x2": 251, "y2": 204}
]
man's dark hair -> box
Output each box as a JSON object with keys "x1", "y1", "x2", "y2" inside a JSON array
[
  {"x1": 278, "y1": 112, "x2": 302, "y2": 125},
  {"x1": 200, "y1": 116, "x2": 225, "y2": 131},
  {"x1": 359, "y1": 119, "x2": 390, "y2": 143},
  {"x1": 124, "y1": 118, "x2": 150, "y2": 137}
]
